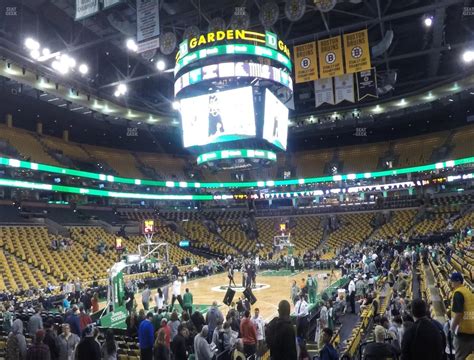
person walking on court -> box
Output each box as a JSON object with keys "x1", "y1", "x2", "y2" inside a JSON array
[
  {"x1": 183, "y1": 288, "x2": 193, "y2": 315},
  {"x1": 227, "y1": 265, "x2": 236, "y2": 288},
  {"x1": 142, "y1": 284, "x2": 151, "y2": 311},
  {"x1": 290, "y1": 280, "x2": 299, "y2": 306},
  {"x1": 170, "y1": 277, "x2": 184, "y2": 311},
  {"x1": 306, "y1": 274, "x2": 317, "y2": 304}
]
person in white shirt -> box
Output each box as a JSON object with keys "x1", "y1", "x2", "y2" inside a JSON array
[
  {"x1": 319, "y1": 303, "x2": 328, "y2": 329},
  {"x1": 154, "y1": 288, "x2": 164, "y2": 313},
  {"x1": 348, "y1": 278, "x2": 356, "y2": 314},
  {"x1": 294, "y1": 295, "x2": 309, "y2": 339},
  {"x1": 170, "y1": 276, "x2": 184, "y2": 311},
  {"x1": 290, "y1": 257, "x2": 295, "y2": 273},
  {"x1": 251, "y1": 308, "x2": 266, "y2": 359}
]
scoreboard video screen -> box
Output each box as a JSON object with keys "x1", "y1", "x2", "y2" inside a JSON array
[
  {"x1": 180, "y1": 86, "x2": 256, "y2": 148},
  {"x1": 263, "y1": 89, "x2": 289, "y2": 150}
]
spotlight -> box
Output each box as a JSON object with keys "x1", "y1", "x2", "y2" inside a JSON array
[
  {"x1": 78, "y1": 64, "x2": 88, "y2": 74},
  {"x1": 67, "y1": 57, "x2": 76, "y2": 68},
  {"x1": 156, "y1": 59, "x2": 166, "y2": 71},
  {"x1": 126, "y1": 39, "x2": 138, "y2": 52},
  {"x1": 30, "y1": 49, "x2": 40, "y2": 60},
  {"x1": 462, "y1": 50, "x2": 474, "y2": 63},
  {"x1": 42, "y1": 48, "x2": 50, "y2": 56},
  {"x1": 25, "y1": 37, "x2": 40, "y2": 50},
  {"x1": 52, "y1": 60, "x2": 69, "y2": 75},
  {"x1": 117, "y1": 83, "x2": 127, "y2": 94},
  {"x1": 172, "y1": 101, "x2": 180, "y2": 110},
  {"x1": 114, "y1": 90, "x2": 120, "y2": 97},
  {"x1": 424, "y1": 16, "x2": 433, "y2": 27}
]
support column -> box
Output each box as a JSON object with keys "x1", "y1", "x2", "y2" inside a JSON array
[
  {"x1": 62, "y1": 129, "x2": 69, "y2": 142},
  {"x1": 36, "y1": 122, "x2": 43, "y2": 135}
]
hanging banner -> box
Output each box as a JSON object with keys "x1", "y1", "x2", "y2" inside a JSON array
[
  {"x1": 103, "y1": 0, "x2": 124, "y2": 9},
  {"x1": 318, "y1": 36, "x2": 344, "y2": 79},
  {"x1": 294, "y1": 42, "x2": 318, "y2": 83},
  {"x1": 356, "y1": 68, "x2": 378, "y2": 101},
  {"x1": 137, "y1": 0, "x2": 160, "y2": 43},
  {"x1": 314, "y1": 78, "x2": 335, "y2": 107},
  {"x1": 344, "y1": 29, "x2": 371, "y2": 74},
  {"x1": 75, "y1": 0, "x2": 99, "y2": 20},
  {"x1": 334, "y1": 74, "x2": 355, "y2": 104}
]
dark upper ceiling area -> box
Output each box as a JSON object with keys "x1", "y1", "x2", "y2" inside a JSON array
[
  {"x1": 1, "y1": 0, "x2": 474, "y2": 154},
  {"x1": 1, "y1": 0, "x2": 474, "y2": 117}
]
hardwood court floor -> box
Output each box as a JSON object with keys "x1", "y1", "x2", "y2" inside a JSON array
[{"x1": 134, "y1": 269, "x2": 341, "y2": 320}]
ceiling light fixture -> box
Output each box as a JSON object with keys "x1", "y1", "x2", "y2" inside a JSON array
[
  {"x1": 156, "y1": 60, "x2": 166, "y2": 71},
  {"x1": 462, "y1": 50, "x2": 474, "y2": 63},
  {"x1": 25, "y1": 37, "x2": 40, "y2": 50},
  {"x1": 126, "y1": 39, "x2": 138, "y2": 52},
  {"x1": 78, "y1": 64, "x2": 88, "y2": 74},
  {"x1": 424, "y1": 16, "x2": 433, "y2": 27}
]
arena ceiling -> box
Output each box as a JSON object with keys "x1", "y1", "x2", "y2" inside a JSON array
[{"x1": 0, "y1": 0, "x2": 473, "y2": 150}]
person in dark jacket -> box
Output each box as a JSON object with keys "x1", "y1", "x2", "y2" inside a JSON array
[
  {"x1": 26, "y1": 330, "x2": 51, "y2": 360},
  {"x1": 42, "y1": 321, "x2": 59, "y2": 360},
  {"x1": 319, "y1": 327, "x2": 338, "y2": 360},
  {"x1": 266, "y1": 300, "x2": 297, "y2": 360},
  {"x1": 172, "y1": 325, "x2": 189, "y2": 360},
  {"x1": 64, "y1": 308, "x2": 80, "y2": 337},
  {"x1": 75, "y1": 325, "x2": 100, "y2": 360},
  {"x1": 401, "y1": 299, "x2": 443, "y2": 360},
  {"x1": 363, "y1": 325, "x2": 400, "y2": 360},
  {"x1": 154, "y1": 328, "x2": 170, "y2": 360},
  {"x1": 191, "y1": 310, "x2": 206, "y2": 333}
]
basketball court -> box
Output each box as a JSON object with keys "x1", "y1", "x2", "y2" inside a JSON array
[{"x1": 132, "y1": 269, "x2": 341, "y2": 320}]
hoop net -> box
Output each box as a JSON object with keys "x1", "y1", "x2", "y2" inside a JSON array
[{"x1": 273, "y1": 234, "x2": 293, "y2": 250}]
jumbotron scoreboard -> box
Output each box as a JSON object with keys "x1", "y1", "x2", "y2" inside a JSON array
[{"x1": 174, "y1": 29, "x2": 293, "y2": 171}]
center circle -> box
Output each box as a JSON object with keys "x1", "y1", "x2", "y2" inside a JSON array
[{"x1": 211, "y1": 283, "x2": 271, "y2": 292}]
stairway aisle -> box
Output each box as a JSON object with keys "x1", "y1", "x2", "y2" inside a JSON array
[{"x1": 423, "y1": 263, "x2": 446, "y2": 324}]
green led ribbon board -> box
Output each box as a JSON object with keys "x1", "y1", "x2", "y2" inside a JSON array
[
  {"x1": 0, "y1": 156, "x2": 473, "y2": 189},
  {"x1": 196, "y1": 149, "x2": 277, "y2": 165},
  {"x1": 174, "y1": 44, "x2": 293, "y2": 75}
]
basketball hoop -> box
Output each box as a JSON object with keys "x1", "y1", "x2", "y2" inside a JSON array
[
  {"x1": 142, "y1": 219, "x2": 155, "y2": 244},
  {"x1": 144, "y1": 233, "x2": 153, "y2": 245}
]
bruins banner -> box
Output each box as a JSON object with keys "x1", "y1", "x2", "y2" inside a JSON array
[
  {"x1": 344, "y1": 29, "x2": 371, "y2": 74},
  {"x1": 294, "y1": 42, "x2": 318, "y2": 83},
  {"x1": 318, "y1": 36, "x2": 344, "y2": 79},
  {"x1": 356, "y1": 68, "x2": 378, "y2": 101}
]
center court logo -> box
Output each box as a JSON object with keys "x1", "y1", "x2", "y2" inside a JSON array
[{"x1": 211, "y1": 284, "x2": 270, "y2": 292}]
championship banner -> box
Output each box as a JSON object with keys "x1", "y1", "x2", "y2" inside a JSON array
[
  {"x1": 294, "y1": 42, "x2": 318, "y2": 83},
  {"x1": 356, "y1": 68, "x2": 378, "y2": 101},
  {"x1": 334, "y1": 74, "x2": 355, "y2": 104},
  {"x1": 344, "y1": 29, "x2": 371, "y2": 74},
  {"x1": 314, "y1": 78, "x2": 335, "y2": 107},
  {"x1": 103, "y1": 0, "x2": 124, "y2": 9},
  {"x1": 318, "y1": 36, "x2": 344, "y2": 79},
  {"x1": 137, "y1": 0, "x2": 160, "y2": 43},
  {"x1": 75, "y1": 0, "x2": 99, "y2": 20}
]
